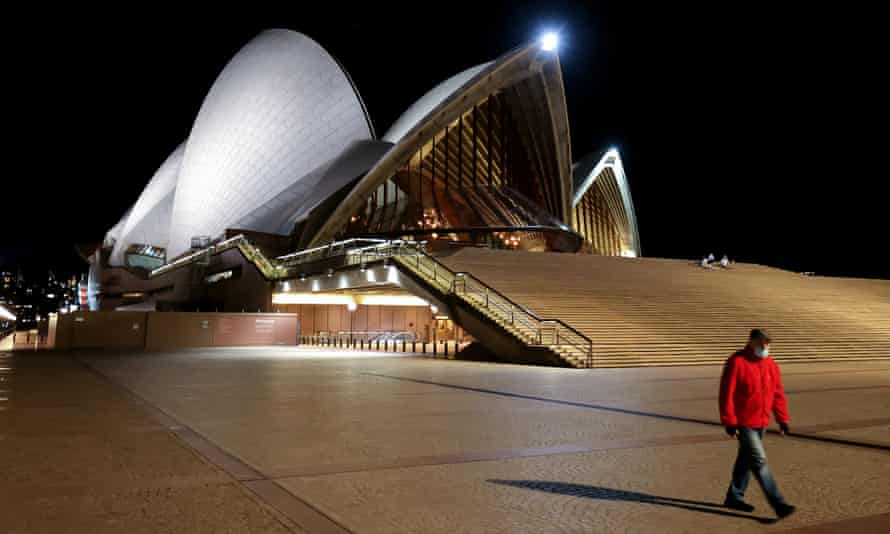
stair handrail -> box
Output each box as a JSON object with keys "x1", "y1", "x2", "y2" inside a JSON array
[
  {"x1": 150, "y1": 234, "x2": 246, "y2": 277},
  {"x1": 339, "y1": 240, "x2": 593, "y2": 366},
  {"x1": 277, "y1": 238, "x2": 389, "y2": 266},
  {"x1": 373, "y1": 242, "x2": 595, "y2": 367}
]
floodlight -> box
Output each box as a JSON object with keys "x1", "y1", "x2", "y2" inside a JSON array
[{"x1": 540, "y1": 32, "x2": 559, "y2": 52}]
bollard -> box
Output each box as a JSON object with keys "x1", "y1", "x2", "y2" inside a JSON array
[
  {"x1": 444, "y1": 341, "x2": 449, "y2": 357},
  {"x1": 412, "y1": 340, "x2": 416, "y2": 353}
]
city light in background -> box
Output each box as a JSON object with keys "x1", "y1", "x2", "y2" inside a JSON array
[{"x1": 0, "y1": 303, "x2": 16, "y2": 321}]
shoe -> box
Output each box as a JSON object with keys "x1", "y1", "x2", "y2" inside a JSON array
[
  {"x1": 775, "y1": 503, "x2": 796, "y2": 519},
  {"x1": 724, "y1": 497, "x2": 755, "y2": 512}
]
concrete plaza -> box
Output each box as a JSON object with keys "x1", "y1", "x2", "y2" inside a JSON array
[{"x1": 2, "y1": 347, "x2": 888, "y2": 533}]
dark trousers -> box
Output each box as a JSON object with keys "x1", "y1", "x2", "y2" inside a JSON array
[{"x1": 726, "y1": 427, "x2": 787, "y2": 510}]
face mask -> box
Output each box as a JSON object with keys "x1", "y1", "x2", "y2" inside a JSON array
[{"x1": 754, "y1": 346, "x2": 769, "y2": 358}]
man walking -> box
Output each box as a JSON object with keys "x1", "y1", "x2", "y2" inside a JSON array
[{"x1": 719, "y1": 328, "x2": 796, "y2": 519}]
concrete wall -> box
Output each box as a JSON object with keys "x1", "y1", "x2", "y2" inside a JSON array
[
  {"x1": 203, "y1": 248, "x2": 273, "y2": 312},
  {"x1": 146, "y1": 312, "x2": 298, "y2": 350},
  {"x1": 98, "y1": 247, "x2": 273, "y2": 313},
  {"x1": 55, "y1": 311, "x2": 148, "y2": 350},
  {"x1": 55, "y1": 311, "x2": 297, "y2": 351}
]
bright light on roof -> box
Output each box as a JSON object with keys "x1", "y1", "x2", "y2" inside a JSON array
[
  {"x1": 272, "y1": 293, "x2": 354, "y2": 305},
  {"x1": 270, "y1": 293, "x2": 428, "y2": 307},
  {"x1": 540, "y1": 32, "x2": 559, "y2": 52},
  {"x1": 358, "y1": 295, "x2": 428, "y2": 307}
]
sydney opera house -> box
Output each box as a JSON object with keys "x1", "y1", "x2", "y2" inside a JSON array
[
  {"x1": 77, "y1": 28, "x2": 890, "y2": 369},
  {"x1": 88, "y1": 30, "x2": 637, "y2": 308},
  {"x1": 77, "y1": 29, "x2": 643, "y2": 362}
]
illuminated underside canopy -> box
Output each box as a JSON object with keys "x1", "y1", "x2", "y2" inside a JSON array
[
  {"x1": 168, "y1": 29, "x2": 374, "y2": 258},
  {"x1": 110, "y1": 143, "x2": 185, "y2": 265},
  {"x1": 230, "y1": 139, "x2": 392, "y2": 238},
  {"x1": 307, "y1": 42, "x2": 575, "y2": 251},
  {"x1": 572, "y1": 149, "x2": 641, "y2": 256}
]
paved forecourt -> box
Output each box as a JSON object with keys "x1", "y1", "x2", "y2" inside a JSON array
[{"x1": 3, "y1": 346, "x2": 889, "y2": 533}]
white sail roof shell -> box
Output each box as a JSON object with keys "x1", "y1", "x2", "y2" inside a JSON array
[
  {"x1": 382, "y1": 62, "x2": 491, "y2": 144},
  {"x1": 168, "y1": 29, "x2": 374, "y2": 257},
  {"x1": 110, "y1": 143, "x2": 184, "y2": 265}
]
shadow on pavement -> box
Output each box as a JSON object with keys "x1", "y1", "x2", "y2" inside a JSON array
[
  {"x1": 365, "y1": 373, "x2": 890, "y2": 452},
  {"x1": 488, "y1": 479, "x2": 774, "y2": 524}
]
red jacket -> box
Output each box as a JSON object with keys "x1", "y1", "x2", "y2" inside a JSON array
[{"x1": 719, "y1": 348, "x2": 790, "y2": 428}]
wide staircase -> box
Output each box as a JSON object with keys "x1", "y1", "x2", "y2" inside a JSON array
[
  {"x1": 390, "y1": 247, "x2": 593, "y2": 367},
  {"x1": 434, "y1": 247, "x2": 890, "y2": 367}
]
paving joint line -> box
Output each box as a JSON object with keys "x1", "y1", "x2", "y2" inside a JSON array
[
  {"x1": 565, "y1": 384, "x2": 890, "y2": 407},
  {"x1": 775, "y1": 511, "x2": 890, "y2": 533},
  {"x1": 641, "y1": 366, "x2": 890, "y2": 383},
  {"x1": 263, "y1": 433, "x2": 729, "y2": 480},
  {"x1": 73, "y1": 355, "x2": 351, "y2": 534},
  {"x1": 363, "y1": 372, "x2": 890, "y2": 453}
]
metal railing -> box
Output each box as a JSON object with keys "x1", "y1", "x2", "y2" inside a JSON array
[
  {"x1": 277, "y1": 238, "x2": 388, "y2": 266},
  {"x1": 150, "y1": 234, "x2": 279, "y2": 279},
  {"x1": 150, "y1": 235, "x2": 243, "y2": 277},
  {"x1": 345, "y1": 240, "x2": 594, "y2": 367},
  {"x1": 146, "y1": 235, "x2": 594, "y2": 367}
]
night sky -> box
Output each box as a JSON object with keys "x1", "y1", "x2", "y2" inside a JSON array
[{"x1": 4, "y1": 3, "x2": 886, "y2": 279}]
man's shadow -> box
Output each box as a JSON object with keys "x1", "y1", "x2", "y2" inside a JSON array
[{"x1": 488, "y1": 480, "x2": 774, "y2": 524}]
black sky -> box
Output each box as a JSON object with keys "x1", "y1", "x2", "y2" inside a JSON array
[{"x1": 4, "y1": 2, "x2": 887, "y2": 279}]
